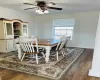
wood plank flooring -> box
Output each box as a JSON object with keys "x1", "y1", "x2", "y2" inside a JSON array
[{"x1": 0, "y1": 49, "x2": 99, "y2": 80}]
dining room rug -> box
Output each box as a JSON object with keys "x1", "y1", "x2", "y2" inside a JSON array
[{"x1": 0, "y1": 47, "x2": 84, "y2": 80}]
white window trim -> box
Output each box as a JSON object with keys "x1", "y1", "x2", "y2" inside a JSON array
[
  {"x1": 52, "y1": 19, "x2": 75, "y2": 40},
  {"x1": 53, "y1": 27, "x2": 74, "y2": 40}
]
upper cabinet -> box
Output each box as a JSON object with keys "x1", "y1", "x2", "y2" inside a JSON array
[
  {"x1": 13, "y1": 20, "x2": 22, "y2": 39},
  {"x1": 0, "y1": 18, "x2": 28, "y2": 39},
  {"x1": 22, "y1": 23, "x2": 28, "y2": 36},
  {"x1": 4, "y1": 21, "x2": 14, "y2": 39}
]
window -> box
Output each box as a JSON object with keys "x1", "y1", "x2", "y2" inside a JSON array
[{"x1": 53, "y1": 19, "x2": 75, "y2": 40}]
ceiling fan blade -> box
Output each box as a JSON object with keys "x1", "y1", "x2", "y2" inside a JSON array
[
  {"x1": 49, "y1": 2, "x2": 56, "y2": 5},
  {"x1": 47, "y1": 7, "x2": 62, "y2": 10},
  {"x1": 46, "y1": 2, "x2": 56, "y2": 5},
  {"x1": 24, "y1": 7, "x2": 36, "y2": 10},
  {"x1": 23, "y1": 3, "x2": 34, "y2": 5}
]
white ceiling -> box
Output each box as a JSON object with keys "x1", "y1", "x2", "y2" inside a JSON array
[{"x1": 0, "y1": 0, "x2": 100, "y2": 14}]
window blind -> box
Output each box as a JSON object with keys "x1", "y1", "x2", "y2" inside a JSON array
[{"x1": 53, "y1": 19, "x2": 75, "y2": 27}]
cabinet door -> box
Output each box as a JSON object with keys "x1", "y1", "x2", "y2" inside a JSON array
[
  {"x1": 13, "y1": 39, "x2": 18, "y2": 50},
  {"x1": 22, "y1": 23, "x2": 28, "y2": 36},
  {"x1": 4, "y1": 21, "x2": 14, "y2": 39},
  {"x1": 7, "y1": 40, "x2": 14, "y2": 52}
]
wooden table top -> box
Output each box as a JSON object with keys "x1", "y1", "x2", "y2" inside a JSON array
[
  {"x1": 38, "y1": 39, "x2": 60, "y2": 46},
  {"x1": 16, "y1": 39, "x2": 60, "y2": 46}
]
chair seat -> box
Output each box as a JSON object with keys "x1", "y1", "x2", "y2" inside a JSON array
[
  {"x1": 38, "y1": 47, "x2": 46, "y2": 53},
  {"x1": 22, "y1": 51, "x2": 39, "y2": 54},
  {"x1": 50, "y1": 46, "x2": 57, "y2": 51}
]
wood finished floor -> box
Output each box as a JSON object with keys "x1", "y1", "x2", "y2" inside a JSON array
[{"x1": 0, "y1": 49, "x2": 99, "y2": 80}]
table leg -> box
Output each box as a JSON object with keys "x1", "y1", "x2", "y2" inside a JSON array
[
  {"x1": 45, "y1": 46, "x2": 51, "y2": 63},
  {"x1": 16, "y1": 44, "x2": 22, "y2": 59}
]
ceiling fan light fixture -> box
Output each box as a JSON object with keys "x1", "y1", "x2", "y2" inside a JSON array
[
  {"x1": 35, "y1": 9, "x2": 44, "y2": 14},
  {"x1": 44, "y1": 10, "x2": 49, "y2": 13},
  {"x1": 35, "y1": 7, "x2": 49, "y2": 14}
]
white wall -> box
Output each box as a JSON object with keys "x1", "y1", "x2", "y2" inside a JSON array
[
  {"x1": 35, "y1": 11, "x2": 99, "y2": 48},
  {"x1": 0, "y1": 7, "x2": 36, "y2": 36},
  {"x1": 89, "y1": 12, "x2": 100, "y2": 77},
  {"x1": 73, "y1": 12, "x2": 99, "y2": 48}
]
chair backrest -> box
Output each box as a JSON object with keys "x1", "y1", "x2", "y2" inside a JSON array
[
  {"x1": 63, "y1": 36, "x2": 71, "y2": 47},
  {"x1": 19, "y1": 38, "x2": 39, "y2": 53},
  {"x1": 58, "y1": 36, "x2": 71, "y2": 50},
  {"x1": 58, "y1": 39, "x2": 66, "y2": 50},
  {"x1": 55, "y1": 40, "x2": 62, "y2": 51}
]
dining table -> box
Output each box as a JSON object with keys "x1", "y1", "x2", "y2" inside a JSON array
[{"x1": 16, "y1": 39, "x2": 60, "y2": 63}]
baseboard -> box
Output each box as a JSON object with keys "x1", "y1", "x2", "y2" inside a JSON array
[
  {"x1": 89, "y1": 69, "x2": 100, "y2": 77},
  {"x1": 68, "y1": 45, "x2": 94, "y2": 49}
]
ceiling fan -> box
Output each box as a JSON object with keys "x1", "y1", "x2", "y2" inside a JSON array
[{"x1": 23, "y1": 1, "x2": 62, "y2": 14}]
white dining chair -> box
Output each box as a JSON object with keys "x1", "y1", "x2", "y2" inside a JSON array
[
  {"x1": 58, "y1": 39, "x2": 67, "y2": 56},
  {"x1": 19, "y1": 38, "x2": 45, "y2": 64},
  {"x1": 50, "y1": 36, "x2": 71, "y2": 61},
  {"x1": 50, "y1": 40, "x2": 62, "y2": 61},
  {"x1": 59, "y1": 36, "x2": 71, "y2": 55}
]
